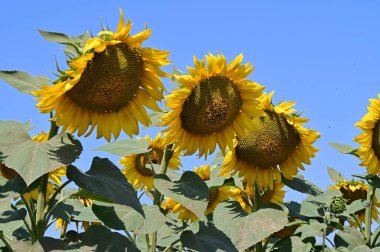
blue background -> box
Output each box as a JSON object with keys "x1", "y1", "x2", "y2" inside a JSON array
[{"x1": 1, "y1": 0, "x2": 380, "y2": 227}]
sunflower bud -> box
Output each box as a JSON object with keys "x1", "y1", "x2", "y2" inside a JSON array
[{"x1": 330, "y1": 196, "x2": 347, "y2": 214}]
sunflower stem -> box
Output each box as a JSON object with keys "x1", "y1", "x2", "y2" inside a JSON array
[
  {"x1": 365, "y1": 183, "x2": 375, "y2": 246},
  {"x1": 35, "y1": 117, "x2": 59, "y2": 241},
  {"x1": 254, "y1": 182, "x2": 263, "y2": 252},
  {"x1": 148, "y1": 144, "x2": 174, "y2": 252},
  {"x1": 20, "y1": 195, "x2": 37, "y2": 241},
  {"x1": 0, "y1": 232, "x2": 13, "y2": 252}
]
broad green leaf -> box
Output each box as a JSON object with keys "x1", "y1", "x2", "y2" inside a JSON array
[
  {"x1": 10, "y1": 237, "x2": 66, "y2": 251},
  {"x1": 213, "y1": 202, "x2": 288, "y2": 251},
  {"x1": 0, "y1": 201, "x2": 27, "y2": 241},
  {"x1": 327, "y1": 167, "x2": 347, "y2": 183},
  {"x1": 279, "y1": 236, "x2": 312, "y2": 252},
  {"x1": 282, "y1": 174, "x2": 323, "y2": 196},
  {"x1": 180, "y1": 222, "x2": 238, "y2": 252},
  {"x1": 0, "y1": 176, "x2": 27, "y2": 201},
  {"x1": 51, "y1": 202, "x2": 74, "y2": 222},
  {"x1": 81, "y1": 225, "x2": 140, "y2": 252},
  {"x1": 207, "y1": 166, "x2": 226, "y2": 187},
  {"x1": 154, "y1": 171, "x2": 209, "y2": 219},
  {"x1": 94, "y1": 139, "x2": 150, "y2": 156},
  {"x1": 350, "y1": 245, "x2": 373, "y2": 252},
  {"x1": 38, "y1": 29, "x2": 72, "y2": 44},
  {"x1": 67, "y1": 157, "x2": 144, "y2": 216},
  {"x1": 307, "y1": 189, "x2": 342, "y2": 205},
  {"x1": 92, "y1": 202, "x2": 144, "y2": 231},
  {"x1": 334, "y1": 227, "x2": 365, "y2": 250},
  {"x1": 148, "y1": 111, "x2": 166, "y2": 127},
  {"x1": 345, "y1": 199, "x2": 369, "y2": 215},
  {"x1": 329, "y1": 142, "x2": 358, "y2": 156},
  {"x1": 0, "y1": 71, "x2": 49, "y2": 94},
  {"x1": 295, "y1": 219, "x2": 326, "y2": 239},
  {"x1": 136, "y1": 205, "x2": 166, "y2": 235},
  {"x1": 73, "y1": 206, "x2": 99, "y2": 223},
  {"x1": 300, "y1": 197, "x2": 321, "y2": 218},
  {"x1": 0, "y1": 220, "x2": 24, "y2": 241},
  {"x1": 0, "y1": 121, "x2": 82, "y2": 186}
]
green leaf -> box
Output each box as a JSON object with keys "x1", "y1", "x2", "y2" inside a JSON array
[
  {"x1": 10, "y1": 237, "x2": 66, "y2": 251},
  {"x1": 327, "y1": 167, "x2": 347, "y2": 183},
  {"x1": 51, "y1": 202, "x2": 74, "y2": 222},
  {"x1": 81, "y1": 225, "x2": 140, "y2": 252},
  {"x1": 0, "y1": 121, "x2": 82, "y2": 186},
  {"x1": 345, "y1": 199, "x2": 369, "y2": 215},
  {"x1": 295, "y1": 219, "x2": 326, "y2": 240},
  {"x1": 92, "y1": 203, "x2": 144, "y2": 231},
  {"x1": 279, "y1": 236, "x2": 312, "y2": 252},
  {"x1": 72, "y1": 205, "x2": 98, "y2": 223},
  {"x1": 282, "y1": 174, "x2": 323, "y2": 196},
  {"x1": 38, "y1": 29, "x2": 72, "y2": 43},
  {"x1": 94, "y1": 139, "x2": 150, "y2": 156},
  {"x1": 0, "y1": 176, "x2": 27, "y2": 201},
  {"x1": 213, "y1": 202, "x2": 288, "y2": 251},
  {"x1": 180, "y1": 222, "x2": 238, "y2": 252},
  {"x1": 137, "y1": 205, "x2": 166, "y2": 235},
  {"x1": 350, "y1": 245, "x2": 373, "y2": 252},
  {"x1": 154, "y1": 171, "x2": 209, "y2": 219},
  {"x1": 0, "y1": 71, "x2": 49, "y2": 94},
  {"x1": 334, "y1": 227, "x2": 365, "y2": 250},
  {"x1": 206, "y1": 166, "x2": 227, "y2": 187},
  {"x1": 148, "y1": 111, "x2": 166, "y2": 127},
  {"x1": 0, "y1": 220, "x2": 24, "y2": 241},
  {"x1": 211, "y1": 151, "x2": 225, "y2": 166},
  {"x1": 329, "y1": 142, "x2": 358, "y2": 156},
  {"x1": 66, "y1": 157, "x2": 144, "y2": 216}
]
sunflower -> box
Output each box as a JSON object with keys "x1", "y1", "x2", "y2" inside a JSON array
[
  {"x1": 161, "y1": 165, "x2": 249, "y2": 221},
  {"x1": 161, "y1": 53, "x2": 264, "y2": 157},
  {"x1": 32, "y1": 9, "x2": 170, "y2": 141},
  {"x1": 355, "y1": 95, "x2": 380, "y2": 175},
  {"x1": 220, "y1": 92, "x2": 320, "y2": 189},
  {"x1": 330, "y1": 180, "x2": 380, "y2": 223},
  {"x1": 242, "y1": 180, "x2": 285, "y2": 213},
  {"x1": 0, "y1": 162, "x2": 18, "y2": 180},
  {"x1": 119, "y1": 134, "x2": 182, "y2": 191}
]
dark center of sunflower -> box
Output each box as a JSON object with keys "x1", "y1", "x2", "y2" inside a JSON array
[
  {"x1": 66, "y1": 43, "x2": 143, "y2": 111},
  {"x1": 235, "y1": 111, "x2": 300, "y2": 168},
  {"x1": 180, "y1": 75, "x2": 242, "y2": 134},
  {"x1": 372, "y1": 121, "x2": 380, "y2": 159},
  {"x1": 134, "y1": 148, "x2": 164, "y2": 176},
  {"x1": 340, "y1": 186, "x2": 366, "y2": 205}
]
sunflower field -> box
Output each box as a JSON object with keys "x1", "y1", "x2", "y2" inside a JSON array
[{"x1": 1, "y1": 3, "x2": 380, "y2": 252}]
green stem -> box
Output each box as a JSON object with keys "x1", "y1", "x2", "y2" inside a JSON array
[
  {"x1": 163, "y1": 238, "x2": 180, "y2": 252},
  {"x1": 44, "y1": 180, "x2": 72, "y2": 216},
  {"x1": 35, "y1": 117, "x2": 59, "y2": 241},
  {"x1": 365, "y1": 184, "x2": 375, "y2": 246},
  {"x1": 0, "y1": 232, "x2": 13, "y2": 252},
  {"x1": 20, "y1": 195, "x2": 37, "y2": 241},
  {"x1": 351, "y1": 213, "x2": 365, "y2": 236},
  {"x1": 372, "y1": 228, "x2": 380, "y2": 247},
  {"x1": 148, "y1": 144, "x2": 174, "y2": 252},
  {"x1": 254, "y1": 182, "x2": 263, "y2": 252}
]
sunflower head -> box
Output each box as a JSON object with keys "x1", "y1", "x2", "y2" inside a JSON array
[
  {"x1": 33, "y1": 9, "x2": 170, "y2": 141},
  {"x1": 221, "y1": 92, "x2": 320, "y2": 189},
  {"x1": 355, "y1": 95, "x2": 380, "y2": 175},
  {"x1": 120, "y1": 134, "x2": 182, "y2": 191},
  {"x1": 0, "y1": 163, "x2": 18, "y2": 180},
  {"x1": 330, "y1": 180, "x2": 379, "y2": 222},
  {"x1": 162, "y1": 53, "x2": 264, "y2": 157}
]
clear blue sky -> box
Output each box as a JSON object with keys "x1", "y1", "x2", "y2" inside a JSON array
[{"x1": 1, "y1": 1, "x2": 380, "y2": 204}]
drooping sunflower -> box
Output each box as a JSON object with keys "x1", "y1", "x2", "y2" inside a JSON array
[
  {"x1": 330, "y1": 180, "x2": 380, "y2": 223},
  {"x1": 221, "y1": 92, "x2": 320, "y2": 189},
  {"x1": 33, "y1": 9, "x2": 170, "y2": 141},
  {"x1": 161, "y1": 53, "x2": 264, "y2": 157},
  {"x1": 119, "y1": 134, "x2": 182, "y2": 191},
  {"x1": 355, "y1": 95, "x2": 380, "y2": 175}
]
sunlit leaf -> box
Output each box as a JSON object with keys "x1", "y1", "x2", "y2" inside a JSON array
[
  {"x1": 94, "y1": 139, "x2": 150, "y2": 156},
  {"x1": 278, "y1": 236, "x2": 313, "y2": 252},
  {"x1": 0, "y1": 71, "x2": 49, "y2": 94},
  {"x1": 0, "y1": 122, "x2": 82, "y2": 186},
  {"x1": 334, "y1": 227, "x2": 365, "y2": 250},
  {"x1": 295, "y1": 219, "x2": 326, "y2": 240},
  {"x1": 213, "y1": 202, "x2": 288, "y2": 251},
  {"x1": 327, "y1": 167, "x2": 348, "y2": 183},
  {"x1": 329, "y1": 142, "x2": 358, "y2": 156}
]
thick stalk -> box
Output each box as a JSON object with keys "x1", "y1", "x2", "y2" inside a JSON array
[
  {"x1": 0, "y1": 232, "x2": 13, "y2": 252},
  {"x1": 254, "y1": 182, "x2": 263, "y2": 252},
  {"x1": 148, "y1": 144, "x2": 174, "y2": 252},
  {"x1": 35, "y1": 118, "x2": 59, "y2": 241},
  {"x1": 365, "y1": 184, "x2": 375, "y2": 246}
]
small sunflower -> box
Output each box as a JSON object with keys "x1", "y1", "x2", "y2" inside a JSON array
[
  {"x1": 0, "y1": 162, "x2": 18, "y2": 180},
  {"x1": 355, "y1": 95, "x2": 380, "y2": 175},
  {"x1": 33, "y1": 9, "x2": 170, "y2": 141},
  {"x1": 162, "y1": 53, "x2": 264, "y2": 157},
  {"x1": 161, "y1": 165, "x2": 248, "y2": 221},
  {"x1": 330, "y1": 180, "x2": 380, "y2": 223},
  {"x1": 220, "y1": 92, "x2": 320, "y2": 189},
  {"x1": 119, "y1": 134, "x2": 182, "y2": 191},
  {"x1": 243, "y1": 180, "x2": 286, "y2": 213}
]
